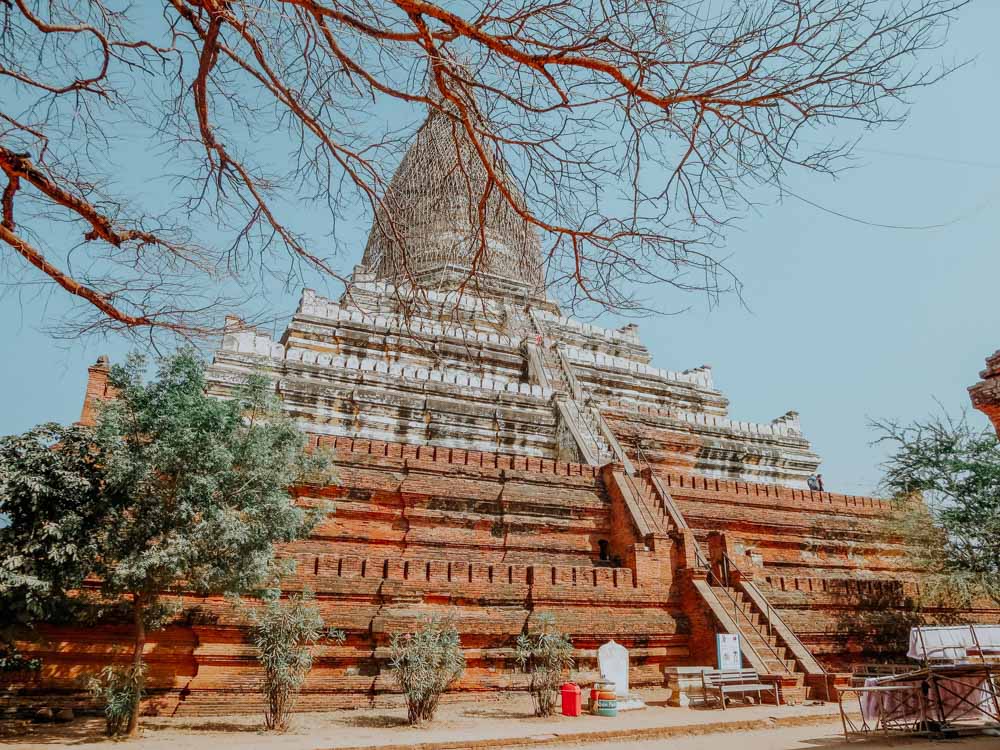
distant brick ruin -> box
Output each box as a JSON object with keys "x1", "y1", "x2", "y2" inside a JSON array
[
  {"x1": 970, "y1": 351, "x2": 1000, "y2": 435},
  {"x1": 6, "y1": 102, "x2": 998, "y2": 718}
]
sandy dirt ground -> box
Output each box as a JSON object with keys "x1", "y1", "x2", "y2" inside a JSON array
[
  {"x1": 0, "y1": 691, "x2": 996, "y2": 750},
  {"x1": 557, "y1": 722, "x2": 1000, "y2": 750}
]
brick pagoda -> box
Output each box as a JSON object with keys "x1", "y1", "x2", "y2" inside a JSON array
[{"x1": 7, "y1": 101, "x2": 998, "y2": 717}]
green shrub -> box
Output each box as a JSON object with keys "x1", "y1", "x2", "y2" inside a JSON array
[
  {"x1": 515, "y1": 614, "x2": 575, "y2": 716},
  {"x1": 0, "y1": 642, "x2": 39, "y2": 673},
  {"x1": 87, "y1": 662, "x2": 146, "y2": 736},
  {"x1": 242, "y1": 591, "x2": 343, "y2": 731},
  {"x1": 389, "y1": 617, "x2": 465, "y2": 725}
]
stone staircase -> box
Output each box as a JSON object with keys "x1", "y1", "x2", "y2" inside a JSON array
[
  {"x1": 525, "y1": 305, "x2": 831, "y2": 703},
  {"x1": 524, "y1": 308, "x2": 614, "y2": 466},
  {"x1": 624, "y1": 470, "x2": 678, "y2": 533},
  {"x1": 625, "y1": 452, "x2": 826, "y2": 704},
  {"x1": 576, "y1": 401, "x2": 613, "y2": 461},
  {"x1": 712, "y1": 582, "x2": 808, "y2": 703},
  {"x1": 560, "y1": 398, "x2": 612, "y2": 464}
]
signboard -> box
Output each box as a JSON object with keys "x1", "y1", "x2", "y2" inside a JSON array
[{"x1": 716, "y1": 633, "x2": 741, "y2": 670}]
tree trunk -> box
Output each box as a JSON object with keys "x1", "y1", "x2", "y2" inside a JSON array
[{"x1": 126, "y1": 595, "x2": 145, "y2": 737}]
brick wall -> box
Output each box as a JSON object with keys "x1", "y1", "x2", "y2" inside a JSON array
[
  {"x1": 10, "y1": 396, "x2": 1000, "y2": 717},
  {"x1": 3, "y1": 434, "x2": 687, "y2": 717}
]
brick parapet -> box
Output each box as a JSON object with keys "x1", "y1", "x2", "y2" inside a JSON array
[
  {"x1": 658, "y1": 470, "x2": 890, "y2": 514},
  {"x1": 307, "y1": 433, "x2": 887, "y2": 515},
  {"x1": 275, "y1": 552, "x2": 637, "y2": 594},
  {"x1": 310, "y1": 434, "x2": 600, "y2": 479}
]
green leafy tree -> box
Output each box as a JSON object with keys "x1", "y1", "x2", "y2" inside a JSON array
[
  {"x1": 240, "y1": 590, "x2": 344, "y2": 731},
  {"x1": 875, "y1": 411, "x2": 1000, "y2": 608},
  {"x1": 514, "y1": 614, "x2": 575, "y2": 717},
  {"x1": 0, "y1": 348, "x2": 328, "y2": 736},
  {"x1": 0, "y1": 423, "x2": 109, "y2": 672},
  {"x1": 389, "y1": 616, "x2": 465, "y2": 725}
]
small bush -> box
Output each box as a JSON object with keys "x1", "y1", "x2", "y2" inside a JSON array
[
  {"x1": 87, "y1": 662, "x2": 146, "y2": 736},
  {"x1": 242, "y1": 591, "x2": 343, "y2": 731},
  {"x1": 0, "y1": 642, "x2": 40, "y2": 673},
  {"x1": 515, "y1": 615, "x2": 575, "y2": 716},
  {"x1": 389, "y1": 617, "x2": 465, "y2": 725}
]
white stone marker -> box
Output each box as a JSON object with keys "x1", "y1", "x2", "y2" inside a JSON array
[
  {"x1": 598, "y1": 640, "x2": 629, "y2": 697},
  {"x1": 598, "y1": 640, "x2": 645, "y2": 710}
]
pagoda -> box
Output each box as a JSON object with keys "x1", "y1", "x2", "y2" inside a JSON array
[
  {"x1": 212, "y1": 93, "x2": 820, "y2": 489},
  {"x1": 7, "y1": 100, "x2": 998, "y2": 718}
]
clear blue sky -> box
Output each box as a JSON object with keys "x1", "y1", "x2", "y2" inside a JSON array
[{"x1": 2, "y1": 4, "x2": 998, "y2": 497}]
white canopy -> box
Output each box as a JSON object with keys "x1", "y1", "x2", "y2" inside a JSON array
[{"x1": 907, "y1": 625, "x2": 1000, "y2": 661}]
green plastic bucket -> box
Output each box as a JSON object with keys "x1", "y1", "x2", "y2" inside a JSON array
[{"x1": 595, "y1": 697, "x2": 618, "y2": 717}]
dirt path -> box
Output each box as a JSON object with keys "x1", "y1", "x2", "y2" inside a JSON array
[
  {"x1": 1, "y1": 692, "x2": 995, "y2": 750},
  {"x1": 545, "y1": 721, "x2": 1000, "y2": 749}
]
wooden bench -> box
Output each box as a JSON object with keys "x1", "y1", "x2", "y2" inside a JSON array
[{"x1": 701, "y1": 668, "x2": 778, "y2": 709}]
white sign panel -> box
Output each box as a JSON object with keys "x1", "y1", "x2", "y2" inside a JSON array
[{"x1": 716, "y1": 633, "x2": 741, "y2": 670}]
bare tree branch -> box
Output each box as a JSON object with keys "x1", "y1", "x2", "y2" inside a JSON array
[{"x1": 0, "y1": 0, "x2": 968, "y2": 337}]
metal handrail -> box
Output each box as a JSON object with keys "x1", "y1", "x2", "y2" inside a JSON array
[
  {"x1": 723, "y1": 551, "x2": 832, "y2": 699},
  {"x1": 617, "y1": 458, "x2": 665, "y2": 535},
  {"x1": 602, "y1": 444, "x2": 672, "y2": 527},
  {"x1": 555, "y1": 345, "x2": 584, "y2": 401},
  {"x1": 633, "y1": 444, "x2": 688, "y2": 531},
  {"x1": 692, "y1": 545, "x2": 793, "y2": 675},
  {"x1": 564, "y1": 397, "x2": 608, "y2": 463},
  {"x1": 720, "y1": 553, "x2": 775, "y2": 638}
]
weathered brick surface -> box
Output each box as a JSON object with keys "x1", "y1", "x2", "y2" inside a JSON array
[
  {"x1": 78, "y1": 356, "x2": 113, "y2": 425},
  {"x1": 3, "y1": 435, "x2": 687, "y2": 717},
  {"x1": 970, "y1": 350, "x2": 1000, "y2": 434},
  {"x1": 9, "y1": 370, "x2": 998, "y2": 716}
]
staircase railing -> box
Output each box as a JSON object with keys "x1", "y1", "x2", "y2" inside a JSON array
[
  {"x1": 524, "y1": 342, "x2": 553, "y2": 391},
  {"x1": 557, "y1": 398, "x2": 604, "y2": 466},
  {"x1": 615, "y1": 459, "x2": 666, "y2": 535},
  {"x1": 722, "y1": 551, "x2": 831, "y2": 698},
  {"x1": 720, "y1": 553, "x2": 775, "y2": 637},
  {"x1": 628, "y1": 443, "x2": 789, "y2": 673},
  {"x1": 524, "y1": 307, "x2": 825, "y2": 694},
  {"x1": 692, "y1": 545, "x2": 793, "y2": 675},
  {"x1": 634, "y1": 444, "x2": 688, "y2": 531},
  {"x1": 593, "y1": 405, "x2": 637, "y2": 476},
  {"x1": 555, "y1": 346, "x2": 585, "y2": 401}
]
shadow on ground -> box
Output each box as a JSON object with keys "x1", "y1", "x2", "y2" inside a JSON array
[
  {"x1": 144, "y1": 720, "x2": 264, "y2": 734},
  {"x1": 460, "y1": 707, "x2": 537, "y2": 720},
  {"x1": 0, "y1": 719, "x2": 107, "y2": 746},
  {"x1": 333, "y1": 714, "x2": 410, "y2": 729},
  {"x1": 797, "y1": 737, "x2": 853, "y2": 748}
]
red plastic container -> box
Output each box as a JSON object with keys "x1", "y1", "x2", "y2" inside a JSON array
[{"x1": 561, "y1": 682, "x2": 582, "y2": 716}]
